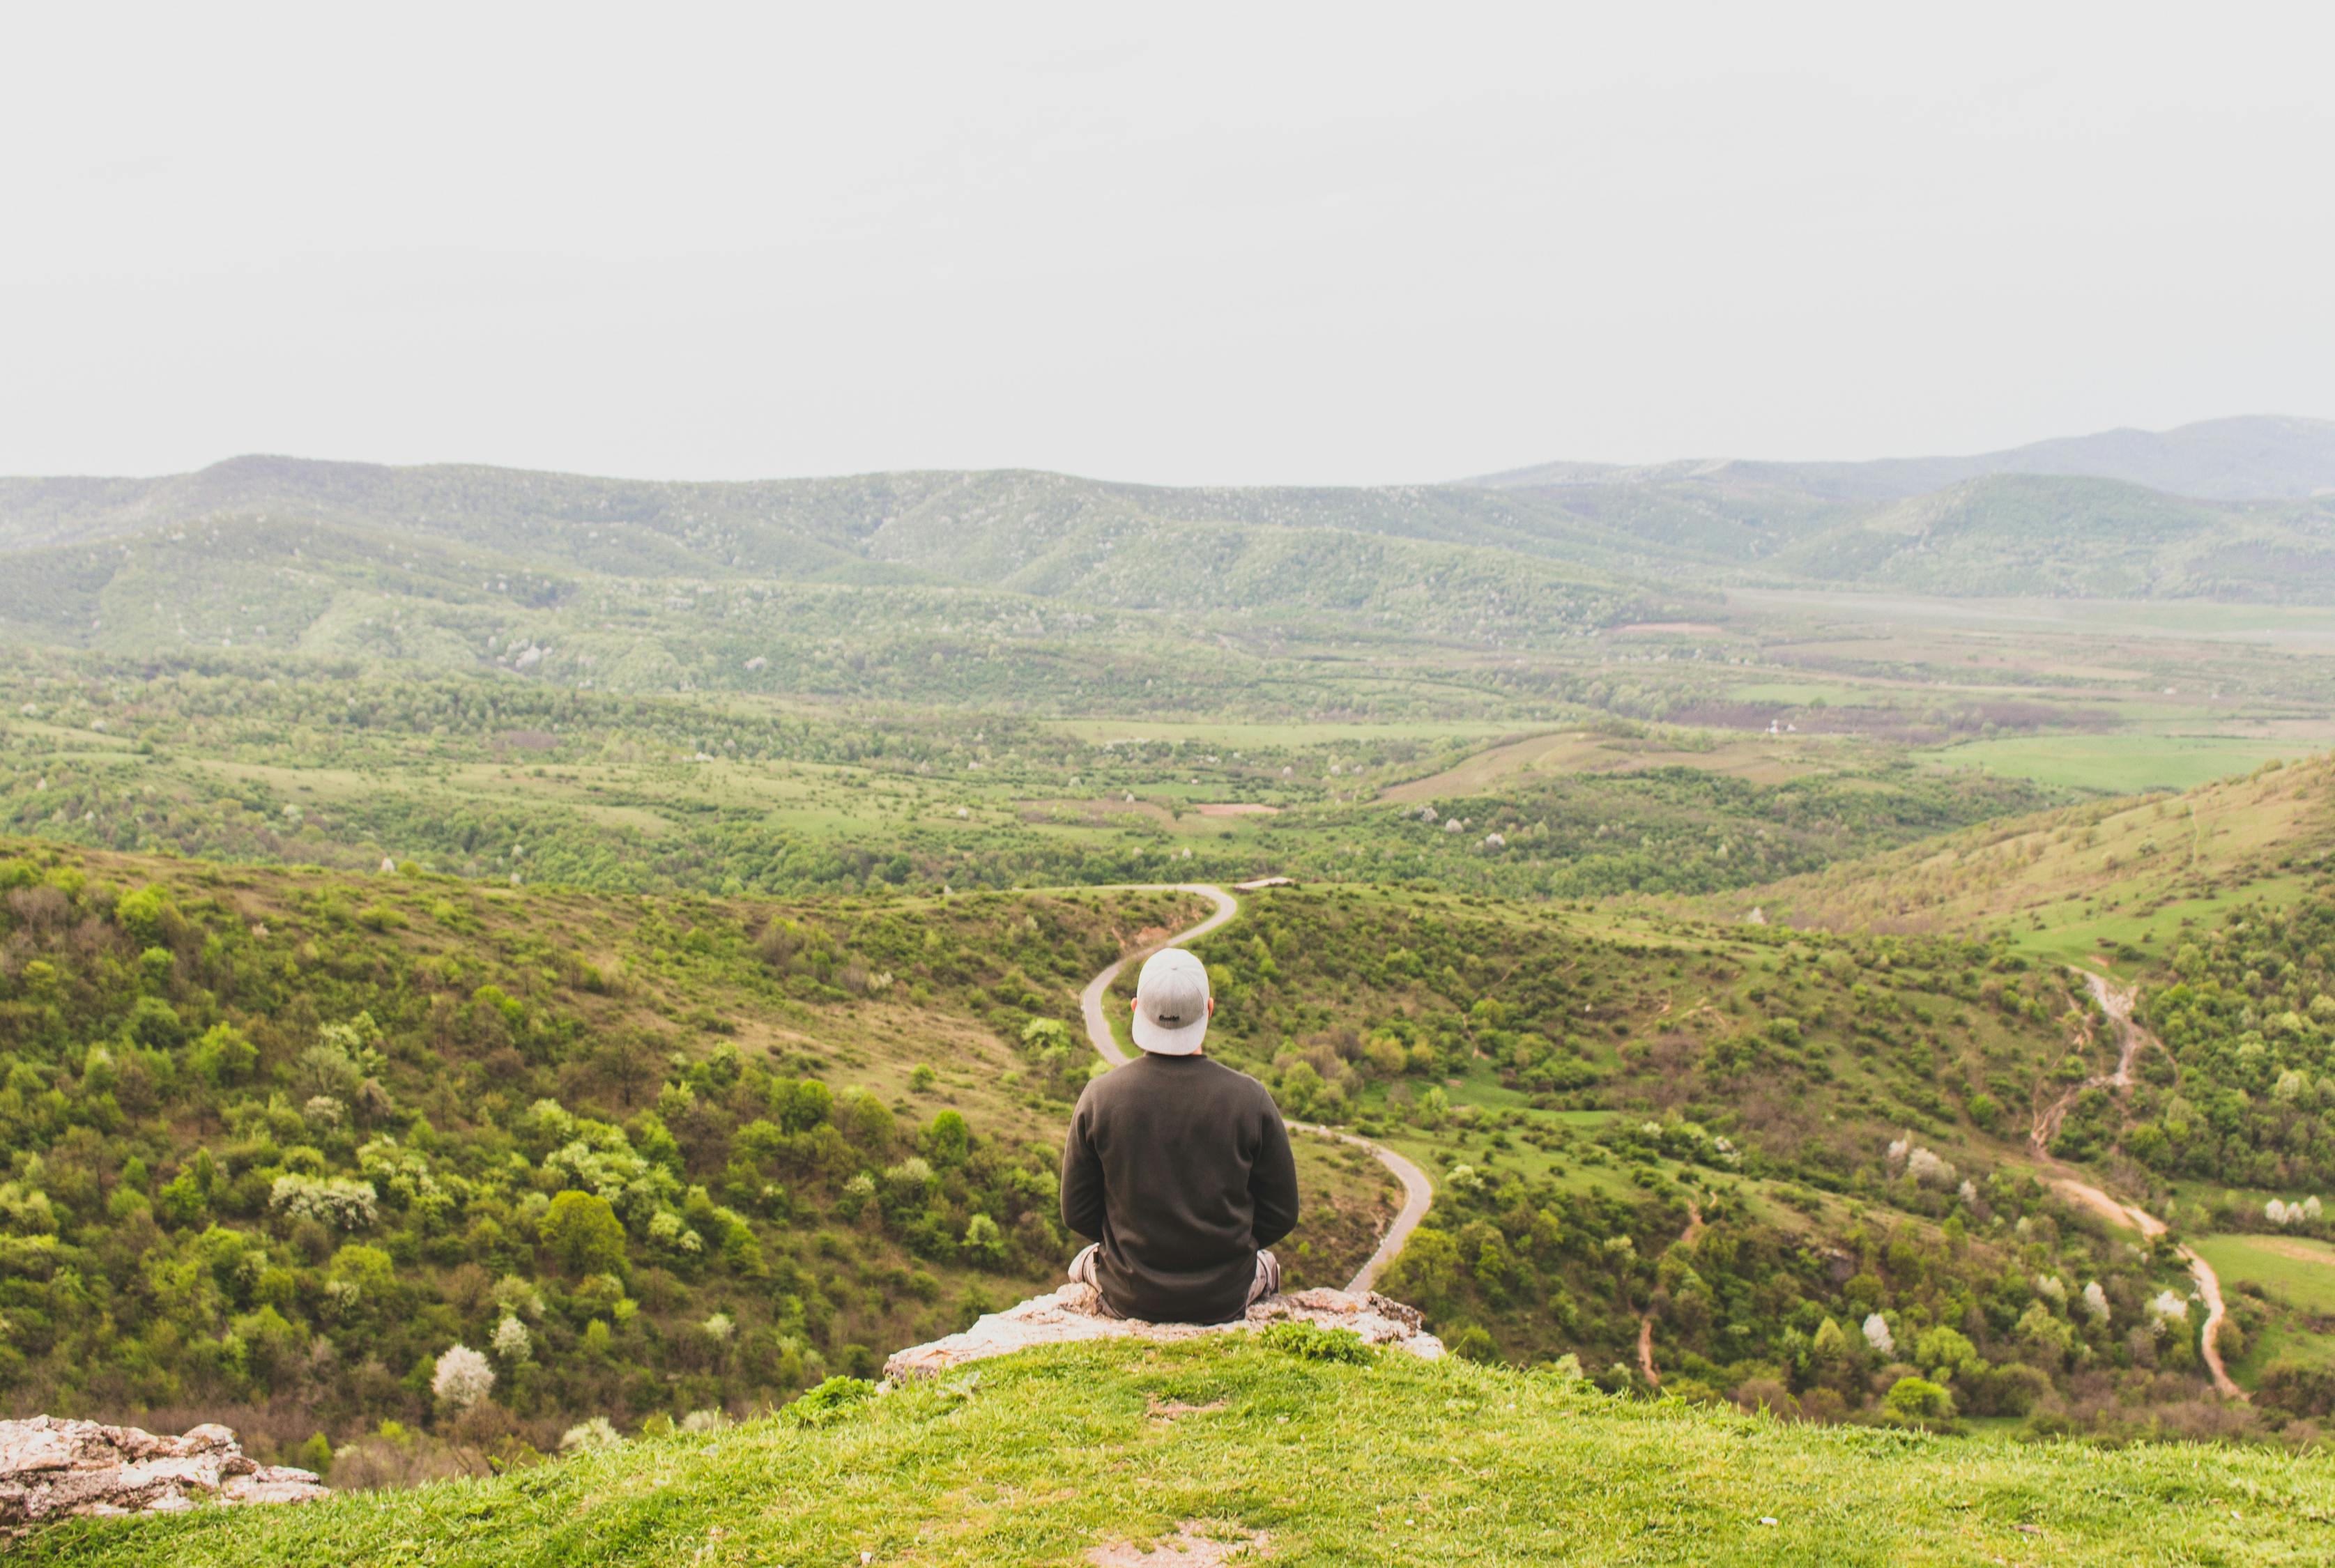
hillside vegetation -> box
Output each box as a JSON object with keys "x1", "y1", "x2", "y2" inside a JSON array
[
  {"x1": 0, "y1": 840, "x2": 1395, "y2": 1477},
  {"x1": 1119, "y1": 887, "x2": 2254, "y2": 1436},
  {"x1": 22, "y1": 1336, "x2": 2335, "y2": 1567},
  {"x1": 1724, "y1": 754, "x2": 2335, "y2": 960},
  {"x1": 9, "y1": 425, "x2": 2335, "y2": 624}
]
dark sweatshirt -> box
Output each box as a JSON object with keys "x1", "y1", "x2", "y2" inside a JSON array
[{"x1": 1059, "y1": 1053, "x2": 1301, "y2": 1323}]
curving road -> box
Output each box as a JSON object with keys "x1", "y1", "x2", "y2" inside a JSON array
[
  {"x1": 1077, "y1": 882, "x2": 1434, "y2": 1295},
  {"x1": 1637, "y1": 1201, "x2": 1705, "y2": 1385},
  {"x1": 2032, "y1": 970, "x2": 2242, "y2": 1399}
]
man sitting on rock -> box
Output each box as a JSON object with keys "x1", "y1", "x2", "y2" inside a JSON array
[{"x1": 1060, "y1": 946, "x2": 1301, "y2": 1323}]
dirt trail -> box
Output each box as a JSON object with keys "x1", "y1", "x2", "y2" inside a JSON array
[
  {"x1": 2029, "y1": 971, "x2": 2145, "y2": 1150},
  {"x1": 1078, "y1": 884, "x2": 1434, "y2": 1296},
  {"x1": 2031, "y1": 971, "x2": 2242, "y2": 1399},
  {"x1": 1637, "y1": 1201, "x2": 1705, "y2": 1386}
]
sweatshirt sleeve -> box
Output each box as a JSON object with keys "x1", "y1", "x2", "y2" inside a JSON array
[
  {"x1": 1059, "y1": 1093, "x2": 1107, "y2": 1242},
  {"x1": 1249, "y1": 1102, "x2": 1301, "y2": 1250}
]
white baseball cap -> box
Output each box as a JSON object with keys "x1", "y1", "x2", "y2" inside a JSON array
[{"x1": 1131, "y1": 948, "x2": 1212, "y2": 1056}]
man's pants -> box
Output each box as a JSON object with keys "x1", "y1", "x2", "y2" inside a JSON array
[{"x1": 1066, "y1": 1243, "x2": 1281, "y2": 1321}]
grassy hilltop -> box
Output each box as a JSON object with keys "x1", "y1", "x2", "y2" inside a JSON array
[{"x1": 21, "y1": 1337, "x2": 2335, "y2": 1567}]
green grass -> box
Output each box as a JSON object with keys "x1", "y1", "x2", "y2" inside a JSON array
[
  {"x1": 2190, "y1": 1234, "x2": 2335, "y2": 1316},
  {"x1": 1931, "y1": 735, "x2": 2297, "y2": 794},
  {"x1": 2009, "y1": 874, "x2": 2314, "y2": 974},
  {"x1": 25, "y1": 1339, "x2": 2334, "y2": 1567}
]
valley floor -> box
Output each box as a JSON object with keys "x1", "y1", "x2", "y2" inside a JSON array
[{"x1": 22, "y1": 1339, "x2": 2334, "y2": 1567}]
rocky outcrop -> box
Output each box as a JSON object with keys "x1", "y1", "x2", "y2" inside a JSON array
[
  {"x1": 884, "y1": 1285, "x2": 1444, "y2": 1381},
  {"x1": 0, "y1": 1416, "x2": 327, "y2": 1530}
]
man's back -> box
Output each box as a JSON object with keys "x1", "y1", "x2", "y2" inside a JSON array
[{"x1": 1059, "y1": 1053, "x2": 1300, "y2": 1323}]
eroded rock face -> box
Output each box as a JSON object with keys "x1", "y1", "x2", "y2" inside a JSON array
[
  {"x1": 0, "y1": 1416, "x2": 328, "y2": 1530},
  {"x1": 885, "y1": 1285, "x2": 1444, "y2": 1381}
]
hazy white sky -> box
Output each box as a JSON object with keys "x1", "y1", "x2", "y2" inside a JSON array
[{"x1": 4, "y1": 2, "x2": 2332, "y2": 484}]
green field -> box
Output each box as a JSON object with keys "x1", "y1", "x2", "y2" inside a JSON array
[
  {"x1": 2191, "y1": 1234, "x2": 2335, "y2": 1315},
  {"x1": 1931, "y1": 735, "x2": 2303, "y2": 794}
]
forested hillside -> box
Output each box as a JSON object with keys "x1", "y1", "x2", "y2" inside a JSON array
[
  {"x1": 0, "y1": 844, "x2": 1393, "y2": 1478},
  {"x1": 1112, "y1": 886, "x2": 2262, "y2": 1436},
  {"x1": 8, "y1": 421, "x2": 2335, "y2": 622}
]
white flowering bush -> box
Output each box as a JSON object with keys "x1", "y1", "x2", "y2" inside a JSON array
[
  {"x1": 1904, "y1": 1148, "x2": 1956, "y2": 1189},
  {"x1": 648, "y1": 1209, "x2": 703, "y2": 1253},
  {"x1": 268, "y1": 1174, "x2": 378, "y2": 1231},
  {"x1": 880, "y1": 1157, "x2": 937, "y2": 1208},
  {"x1": 2148, "y1": 1290, "x2": 2190, "y2": 1329},
  {"x1": 1862, "y1": 1313, "x2": 1894, "y2": 1356},
  {"x1": 701, "y1": 1312, "x2": 735, "y2": 1344},
  {"x1": 491, "y1": 1315, "x2": 532, "y2": 1362},
  {"x1": 1884, "y1": 1133, "x2": 1955, "y2": 1188},
  {"x1": 2081, "y1": 1281, "x2": 2111, "y2": 1323},
  {"x1": 560, "y1": 1416, "x2": 622, "y2": 1453},
  {"x1": 491, "y1": 1275, "x2": 545, "y2": 1319},
  {"x1": 837, "y1": 1171, "x2": 878, "y2": 1219},
  {"x1": 1622, "y1": 1119, "x2": 1741, "y2": 1169},
  {"x1": 2034, "y1": 1275, "x2": 2068, "y2": 1309},
  {"x1": 432, "y1": 1344, "x2": 495, "y2": 1413}
]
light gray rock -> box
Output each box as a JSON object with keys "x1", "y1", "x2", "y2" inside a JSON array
[
  {"x1": 0, "y1": 1415, "x2": 327, "y2": 1530},
  {"x1": 884, "y1": 1285, "x2": 1444, "y2": 1381}
]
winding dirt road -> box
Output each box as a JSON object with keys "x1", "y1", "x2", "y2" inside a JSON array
[
  {"x1": 1077, "y1": 882, "x2": 1434, "y2": 1294},
  {"x1": 2031, "y1": 971, "x2": 2242, "y2": 1399},
  {"x1": 1637, "y1": 1201, "x2": 1704, "y2": 1385}
]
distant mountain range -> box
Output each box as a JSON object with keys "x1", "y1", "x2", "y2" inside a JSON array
[
  {"x1": 1469, "y1": 415, "x2": 2335, "y2": 502},
  {"x1": 0, "y1": 416, "x2": 2329, "y2": 672}
]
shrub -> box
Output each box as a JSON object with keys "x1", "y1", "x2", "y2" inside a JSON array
[
  {"x1": 559, "y1": 1417, "x2": 622, "y2": 1453},
  {"x1": 961, "y1": 1213, "x2": 1007, "y2": 1267},
  {"x1": 539, "y1": 1190, "x2": 627, "y2": 1277},
  {"x1": 431, "y1": 1344, "x2": 495, "y2": 1413},
  {"x1": 1450, "y1": 1325, "x2": 1499, "y2": 1364},
  {"x1": 490, "y1": 1315, "x2": 532, "y2": 1363},
  {"x1": 2258, "y1": 1360, "x2": 2335, "y2": 1418},
  {"x1": 269, "y1": 1175, "x2": 378, "y2": 1231},
  {"x1": 1257, "y1": 1322, "x2": 1375, "y2": 1365},
  {"x1": 785, "y1": 1376, "x2": 877, "y2": 1426},
  {"x1": 1883, "y1": 1376, "x2": 1955, "y2": 1422}
]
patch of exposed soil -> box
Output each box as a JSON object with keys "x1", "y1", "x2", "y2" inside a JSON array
[
  {"x1": 1089, "y1": 1523, "x2": 1269, "y2": 1565},
  {"x1": 1145, "y1": 1396, "x2": 1228, "y2": 1422}
]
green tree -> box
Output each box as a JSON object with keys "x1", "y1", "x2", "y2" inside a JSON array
[
  {"x1": 191, "y1": 1022, "x2": 257, "y2": 1086},
  {"x1": 1883, "y1": 1376, "x2": 1955, "y2": 1422},
  {"x1": 924, "y1": 1110, "x2": 970, "y2": 1167},
  {"x1": 539, "y1": 1190, "x2": 627, "y2": 1277}
]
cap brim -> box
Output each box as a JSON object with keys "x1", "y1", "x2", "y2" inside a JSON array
[{"x1": 1131, "y1": 1011, "x2": 1208, "y2": 1055}]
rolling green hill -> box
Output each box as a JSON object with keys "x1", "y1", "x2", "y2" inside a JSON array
[
  {"x1": 1772, "y1": 476, "x2": 2335, "y2": 601},
  {"x1": 10, "y1": 421, "x2": 2335, "y2": 624},
  {"x1": 0, "y1": 505, "x2": 1662, "y2": 673}
]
